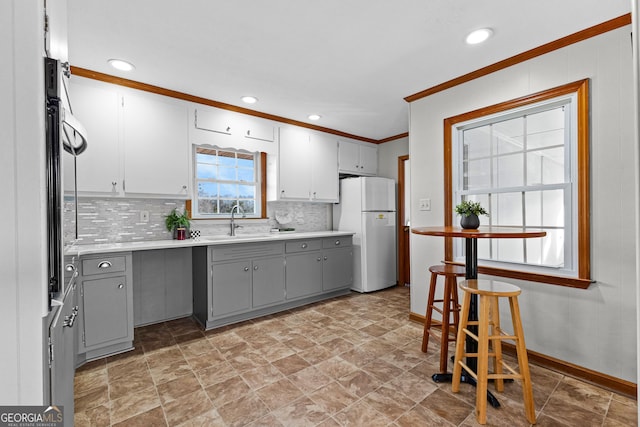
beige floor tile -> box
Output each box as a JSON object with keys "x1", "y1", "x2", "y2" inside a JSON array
[
  {"x1": 73, "y1": 286, "x2": 637, "y2": 427},
  {"x1": 110, "y1": 386, "x2": 161, "y2": 425},
  {"x1": 216, "y1": 392, "x2": 270, "y2": 427},
  {"x1": 255, "y1": 378, "x2": 303, "y2": 411}
]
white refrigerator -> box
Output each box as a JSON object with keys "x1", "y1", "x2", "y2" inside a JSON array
[{"x1": 333, "y1": 177, "x2": 397, "y2": 292}]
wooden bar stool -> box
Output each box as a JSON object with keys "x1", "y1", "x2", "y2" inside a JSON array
[
  {"x1": 452, "y1": 279, "x2": 535, "y2": 425},
  {"x1": 422, "y1": 264, "x2": 465, "y2": 372}
]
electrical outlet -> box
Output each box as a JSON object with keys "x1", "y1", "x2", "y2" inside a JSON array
[
  {"x1": 140, "y1": 211, "x2": 150, "y2": 222},
  {"x1": 419, "y1": 198, "x2": 431, "y2": 211}
]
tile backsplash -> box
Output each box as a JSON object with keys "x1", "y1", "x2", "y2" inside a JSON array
[{"x1": 65, "y1": 198, "x2": 333, "y2": 244}]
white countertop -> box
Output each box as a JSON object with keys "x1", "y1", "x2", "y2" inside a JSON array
[{"x1": 65, "y1": 230, "x2": 355, "y2": 256}]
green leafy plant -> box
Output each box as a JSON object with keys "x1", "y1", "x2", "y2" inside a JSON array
[
  {"x1": 165, "y1": 208, "x2": 191, "y2": 232},
  {"x1": 454, "y1": 200, "x2": 488, "y2": 217}
]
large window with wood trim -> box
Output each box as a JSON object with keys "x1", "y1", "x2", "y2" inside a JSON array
[
  {"x1": 192, "y1": 146, "x2": 262, "y2": 218},
  {"x1": 445, "y1": 79, "x2": 591, "y2": 287}
]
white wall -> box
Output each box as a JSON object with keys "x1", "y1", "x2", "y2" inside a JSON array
[
  {"x1": 409, "y1": 26, "x2": 637, "y2": 382},
  {"x1": 0, "y1": 0, "x2": 48, "y2": 403},
  {"x1": 377, "y1": 137, "x2": 409, "y2": 182}
]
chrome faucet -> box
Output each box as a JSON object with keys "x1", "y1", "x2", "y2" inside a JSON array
[{"x1": 230, "y1": 204, "x2": 244, "y2": 236}]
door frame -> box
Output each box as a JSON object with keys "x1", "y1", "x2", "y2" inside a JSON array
[{"x1": 397, "y1": 155, "x2": 410, "y2": 286}]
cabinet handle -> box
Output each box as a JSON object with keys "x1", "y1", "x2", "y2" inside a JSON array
[
  {"x1": 64, "y1": 306, "x2": 78, "y2": 328},
  {"x1": 98, "y1": 261, "x2": 112, "y2": 269},
  {"x1": 317, "y1": 257, "x2": 322, "y2": 262},
  {"x1": 301, "y1": 243, "x2": 307, "y2": 249},
  {"x1": 65, "y1": 264, "x2": 75, "y2": 273},
  {"x1": 182, "y1": 185, "x2": 187, "y2": 190},
  {"x1": 118, "y1": 283, "x2": 124, "y2": 289},
  {"x1": 244, "y1": 267, "x2": 249, "y2": 271},
  {"x1": 226, "y1": 126, "x2": 231, "y2": 132},
  {"x1": 112, "y1": 181, "x2": 117, "y2": 187},
  {"x1": 324, "y1": 256, "x2": 328, "y2": 261},
  {"x1": 254, "y1": 265, "x2": 259, "y2": 270},
  {"x1": 335, "y1": 240, "x2": 340, "y2": 245}
]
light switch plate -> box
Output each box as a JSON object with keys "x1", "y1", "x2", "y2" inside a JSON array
[{"x1": 419, "y1": 198, "x2": 431, "y2": 211}]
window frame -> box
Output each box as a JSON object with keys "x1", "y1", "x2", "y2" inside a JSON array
[
  {"x1": 191, "y1": 145, "x2": 267, "y2": 220},
  {"x1": 443, "y1": 79, "x2": 591, "y2": 288}
]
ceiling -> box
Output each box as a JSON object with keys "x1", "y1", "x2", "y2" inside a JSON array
[{"x1": 66, "y1": 0, "x2": 631, "y2": 142}]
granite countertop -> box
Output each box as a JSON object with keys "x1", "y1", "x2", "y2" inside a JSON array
[{"x1": 65, "y1": 230, "x2": 355, "y2": 256}]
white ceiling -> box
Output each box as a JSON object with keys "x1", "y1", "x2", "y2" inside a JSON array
[{"x1": 67, "y1": 0, "x2": 630, "y2": 141}]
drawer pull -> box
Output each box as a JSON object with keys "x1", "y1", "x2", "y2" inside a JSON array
[
  {"x1": 244, "y1": 267, "x2": 249, "y2": 272},
  {"x1": 301, "y1": 243, "x2": 308, "y2": 249},
  {"x1": 317, "y1": 257, "x2": 322, "y2": 262},
  {"x1": 118, "y1": 283, "x2": 124, "y2": 289},
  {"x1": 98, "y1": 261, "x2": 112, "y2": 269},
  {"x1": 324, "y1": 256, "x2": 328, "y2": 261},
  {"x1": 254, "y1": 265, "x2": 259, "y2": 270},
  {"x1": 335, "y1": 240, "x2": 340, "y2": 245}
]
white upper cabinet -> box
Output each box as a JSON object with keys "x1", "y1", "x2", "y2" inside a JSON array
[
  {"x1": 193, "y1": 107, "x2": 276, "y2": 144},
  {"x1": 277, "y1": 127, "x2": 311, "y2": 200},
  {"x1": 245, "y1": 120, "x2": 275, "y2": 142},
  {"x1": 68, "y1": 77, "x2": 190, "y2": 198},
  {"x1": 274, "y1": 127, "x2": 339, "y2": 202},
  {"x1": 309, "y1": 133, "x2": 338, "y2": 202},
  {"x1": 338, "y1": 140, "x2": 378, "y2": 176},
  {"x1": 123, "y1": 93, "x2": 189, "y2": 197},
  {"x1": 194, "y1": 108, "x2": 234, "y2": 135},
  {"x1": 66, "y1": 78, "x2": 121, "y2": 195}
]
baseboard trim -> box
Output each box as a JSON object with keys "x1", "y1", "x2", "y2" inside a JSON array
[{"x1": 409, "y1": 312, "x2": 637, "y2": 399}]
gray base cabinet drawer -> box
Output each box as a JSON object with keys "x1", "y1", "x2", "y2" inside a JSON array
[
  {"x1": 82, "y1": 256, "x2": 126, "y2": 276},
  {"x1": 323, "y1": 236, "x2": 352, "y2": 249},
  {"x1": 285, "y1": 239, "x2": 322, "y2": 253}
]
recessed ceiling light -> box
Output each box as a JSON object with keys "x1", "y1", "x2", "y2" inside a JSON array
[
  {"x1": 308, "y1": 114, "x2": 321, "y2": 121},
  {"x1": 108, "y1": 59, "x2": 135, "y2": 71},
  {"x1": 241, "y1": 96, "x2": 258, "y2": 104},
  {"x1": 465, "y1": 28, "x2": 493, "y2": 45}
]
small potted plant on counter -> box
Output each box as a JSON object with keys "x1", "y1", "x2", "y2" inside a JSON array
[
  {"x1": 165, "y1": 208, "x2": 191, "y2": 240},
  {"x1": 455, "y1": 200, "x2": 488, "y2": 229}
]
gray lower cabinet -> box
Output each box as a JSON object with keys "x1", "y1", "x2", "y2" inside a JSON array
[
  {"x1": 133, "y1": 248, "x2": 192, "y2": 326},
  {"x1": 285, "y1": 239, "x2": 323, "y2": 299},
  {"x1": 210, "y1": 259, "x2": 253, "y2": 316},
  {"x1": 77, "y1": 252, "x2": 134, "y2": 362},
  {"x1": 210, "y1": 255, "x2": 286, "y2": 315},
  {"x1": 322, "y1": 237, "x2": 354, "y2": 291},
  {"x1": 252, "y1": 256, "x2": 286, "y2": 308},
  {"x1": 193, "y1": 236, "x2": 352, "y2": 330}
]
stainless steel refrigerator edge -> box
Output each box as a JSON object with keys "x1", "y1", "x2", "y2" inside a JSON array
[{"x1": 333, "y1": 177, "x2": 397, "y2": 292}]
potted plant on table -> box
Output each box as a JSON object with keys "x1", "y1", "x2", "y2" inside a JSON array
[
  {"x1": 165, "y1": 208, "x2": 191, "y2": 240},
  {"x1": 455, "y1": 200, "x2": 488, "y2": 229}
]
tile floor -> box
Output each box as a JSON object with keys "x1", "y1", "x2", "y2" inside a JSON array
[{"x1": 74, "y1": 286, "x2": 637, "y2": 426}]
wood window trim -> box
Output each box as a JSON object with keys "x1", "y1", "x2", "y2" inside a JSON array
[
  {"x1": 444, "y1": 79, "x2": 591, "y2": 288},
  {"x1": 188, "y1": 151, "x2": 268, "y2": 220}
]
